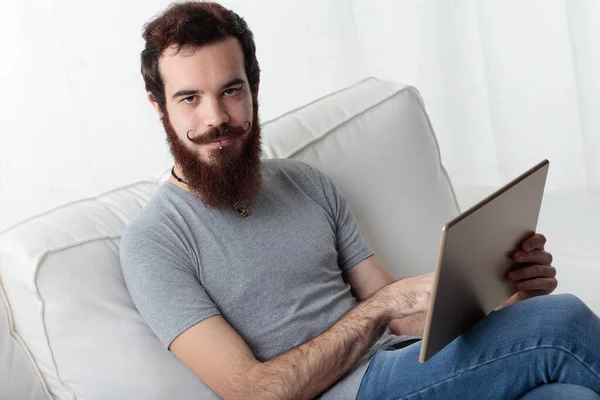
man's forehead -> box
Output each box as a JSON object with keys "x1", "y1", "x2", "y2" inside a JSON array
[{"x1": 159, "y1": 38, "x2": 246, "y2": 92}]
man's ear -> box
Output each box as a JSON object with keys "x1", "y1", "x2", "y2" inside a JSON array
[{"x1": 147, "y1": 92, "x2": 164, "y2": 120}]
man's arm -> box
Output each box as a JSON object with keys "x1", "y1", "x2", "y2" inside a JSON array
[
  {"x1": 343, "y1": 255, "x2": 430, "y2": 337},
  {"x1": 388, "y1": 311, "x2": 428, "y2": 336},
  {"x1": 170, "y1": 273, "x2": 430, "y2": 400},
  {"x1": 343, "y1": 232, "x2": 556, "y2": 338}
]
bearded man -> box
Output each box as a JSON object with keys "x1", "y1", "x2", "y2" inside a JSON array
[{"x1": 120, "y1": 3, "x2": 600, "y2": 399}]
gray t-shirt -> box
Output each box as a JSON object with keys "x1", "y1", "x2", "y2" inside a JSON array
[{"x1": 120, "y1": 159, "x2": 413, "y2": 399}]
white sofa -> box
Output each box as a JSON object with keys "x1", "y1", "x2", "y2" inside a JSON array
[{"x1": 1, "y1": 77, "x2": 599, "y2": 399}]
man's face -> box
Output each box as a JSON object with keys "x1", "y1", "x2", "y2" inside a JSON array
[
  {"x1": 158, "y1": 37, "x2": 255, "y2": 165},
  {"x1": 150, "y1": 37, "x2": 262, "y2": 208}
]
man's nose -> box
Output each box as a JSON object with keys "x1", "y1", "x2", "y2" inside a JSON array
[{"x1": 201, "y1": 98, "x2": 229, "y2": 128}]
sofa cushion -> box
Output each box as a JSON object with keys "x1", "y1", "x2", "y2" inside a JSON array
[
  {"x1": 0, "y1": 286, "x2": 50, "y2": 400},
  {"x1": 35, "y1": 238, "x2": 211, "y2": 399},
  {"x1": 0, "y1": 77, "x2": 458, "y2": 399},
  {"x1": 0, "y1": 182, "x2": 213, "y2": 399}
]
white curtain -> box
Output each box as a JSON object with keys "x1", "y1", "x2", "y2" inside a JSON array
[
  {"x1": 1, "y1": 0, "x2": 599, "y2": 230},
  {"x1": 351, "y1": 0, "x2": 600, "y2": 196}
]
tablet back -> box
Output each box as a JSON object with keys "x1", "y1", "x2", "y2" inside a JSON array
[{"x1": 419, "y1": 159, "x2": 549, "y2": 363}]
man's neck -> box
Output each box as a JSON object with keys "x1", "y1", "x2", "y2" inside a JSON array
[{"x1": 168, "y1": 165, "x2": 194, "y2": 195}]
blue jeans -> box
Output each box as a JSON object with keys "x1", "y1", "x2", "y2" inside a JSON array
[{"x1": 357, "y1": 294, "x2": 600, "y2": 400}]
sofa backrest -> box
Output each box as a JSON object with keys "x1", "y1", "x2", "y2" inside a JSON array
[
  {"x1": 0, "y1": 77, "x2": 458, "y2": 399},
  {"x1": 262, "y1": 78, "x2": 459, "y2": 279}
]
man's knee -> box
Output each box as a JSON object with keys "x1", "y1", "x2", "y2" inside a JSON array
[
  {"x1": 547, "y1": 293, "x2": 588, "y2": 314},
  {"x1": 534, "y1": 293, "x2": 593, "y2": 330}
]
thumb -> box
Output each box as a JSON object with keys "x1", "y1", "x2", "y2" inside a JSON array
[{"x1": 501, "y1": 291, "x2": 526, "y2": 309}]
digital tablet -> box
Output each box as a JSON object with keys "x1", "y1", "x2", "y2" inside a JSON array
[{"x1": 419, "y1": 159, "x2": 550, "y2": 363}]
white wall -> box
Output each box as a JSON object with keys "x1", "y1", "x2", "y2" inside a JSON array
[
  {"x1": 352, "y1": 0, "x2": 600, "y2": 193},
  {"x1": 1, "y1": 0, "x2": 599, "y2": 231}
]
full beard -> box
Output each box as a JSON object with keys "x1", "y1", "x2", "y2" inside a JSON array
[{"x1": 162, "y1": 104, "x2": 262, "y2": 210}]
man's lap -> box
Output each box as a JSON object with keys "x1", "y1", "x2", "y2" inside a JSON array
[{"x1": 357, "y1": 294, "x2": 600, "y2": 400}]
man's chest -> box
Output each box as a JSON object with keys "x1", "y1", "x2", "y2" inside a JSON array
[{"x1": 194, "y1": 189, "x2": 342, "y2": 311}]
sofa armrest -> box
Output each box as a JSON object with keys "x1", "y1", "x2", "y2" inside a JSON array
[{"x1": 0, "y1": 285, "x2": 50, "y2": 399}]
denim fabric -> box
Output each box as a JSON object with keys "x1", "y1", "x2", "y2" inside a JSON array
[
  {"x1": 521, "y1": 383, "x2": 600, "y2": 399},
  {"x1": 357, "y1": 294, "x2": 600, "y2": 400}
]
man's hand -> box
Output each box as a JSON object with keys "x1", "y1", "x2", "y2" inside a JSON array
[
  {"x1": 343, "y1": 256, "x2": 433, "y2": 337},
  {"x1": 502, "y1": 233, "x2": 558, "y2": 308},
  {"x1": 376, "y1": 272, "x2": 434, "y2": 320}
]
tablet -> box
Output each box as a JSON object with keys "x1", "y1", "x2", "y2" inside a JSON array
[{"x1": 419, "y1": 159, "x2": 550, "y2": 363}]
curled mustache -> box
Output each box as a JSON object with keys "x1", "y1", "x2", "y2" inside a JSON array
[{"x1": 186, "y1": 121, "x2": 252, "y2": 145}]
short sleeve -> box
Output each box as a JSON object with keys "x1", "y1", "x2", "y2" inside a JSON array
[
  {"x1": 119, "y1": 225, "x2": 220, "y2": 349},
  {"x1": 313, "y1": 168, "x2": 375, "y2": 271}
]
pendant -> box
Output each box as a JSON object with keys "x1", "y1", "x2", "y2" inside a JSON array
[{"x1": 233, "y1": 201, "x2": 249, "y2": 217}]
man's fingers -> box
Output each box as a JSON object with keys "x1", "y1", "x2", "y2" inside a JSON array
[
  {"x1": 508, "y1": 264, "x2": 556, "y2": 281},
  {"x1": 513, "y1": 249, "x2": 553, "y2": 265},
  {"x1": 521, "y1": 233, "x2": 547, "y2": 251},
  {"x1": 515, "y1": 277, "x2": 558, "y2": 293},
  {"x1": 501, "y1": 289, "x2": 549, "y2": 308},
  {"x1": 518, "y1": 289, "x2": 548, "y2": 300}
]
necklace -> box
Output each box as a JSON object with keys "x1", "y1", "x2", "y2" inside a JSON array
[{"x1": 171, "y1": 166, "x2": 187, "y2": 184}]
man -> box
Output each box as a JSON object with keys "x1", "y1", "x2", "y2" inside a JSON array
[{"x1": 120, "y1": 2, "x2": 600, "y2": 399}]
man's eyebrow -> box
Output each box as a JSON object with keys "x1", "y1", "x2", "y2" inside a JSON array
[
  {"x1": 172, "y1": 89, "x2": 199, "y2": 100},
  {"x1": 171, "y1": 78, "x2": 246, "y2": 100},
  {"x1": 221, "y1": 78, "x2": 245, "y2": 90}
]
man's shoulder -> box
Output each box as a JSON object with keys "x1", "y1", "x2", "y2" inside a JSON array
[
  {"x1": 119, "y1": 183, "x2": 196, "y2": 279},
  {"x1": 262, "y1": 158, "x2": 312, "y2": 171},
  {"x1": 121, "y1": 184, "x2": 180, "y2": 246},
  {"x1": 262, "y1": 158, "x2": 324, "y2": 185}
]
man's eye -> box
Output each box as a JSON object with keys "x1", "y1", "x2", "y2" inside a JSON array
[
  {"x1": 223, "y1": 85, "x2": 243, "y2": 97},
  {"x1": 183, "y1": 96, "x2": 196, "y2": 104}
]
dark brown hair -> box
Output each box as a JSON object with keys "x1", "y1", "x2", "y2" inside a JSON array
[{"x1": 141, "y1": 2, "x2": 260, "y2": 111}]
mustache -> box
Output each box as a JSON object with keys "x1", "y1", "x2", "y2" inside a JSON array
[{"x1": 186, "y1": 122, "x2": 251, "y2": 145}]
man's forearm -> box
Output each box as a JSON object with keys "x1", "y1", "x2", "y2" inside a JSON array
[
  {"x1": 389, "y1": 311, "x2": 427, "y2": 337},
  {"x1": 246, "y1": 296, "x2": 390, "y2": 400}
]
